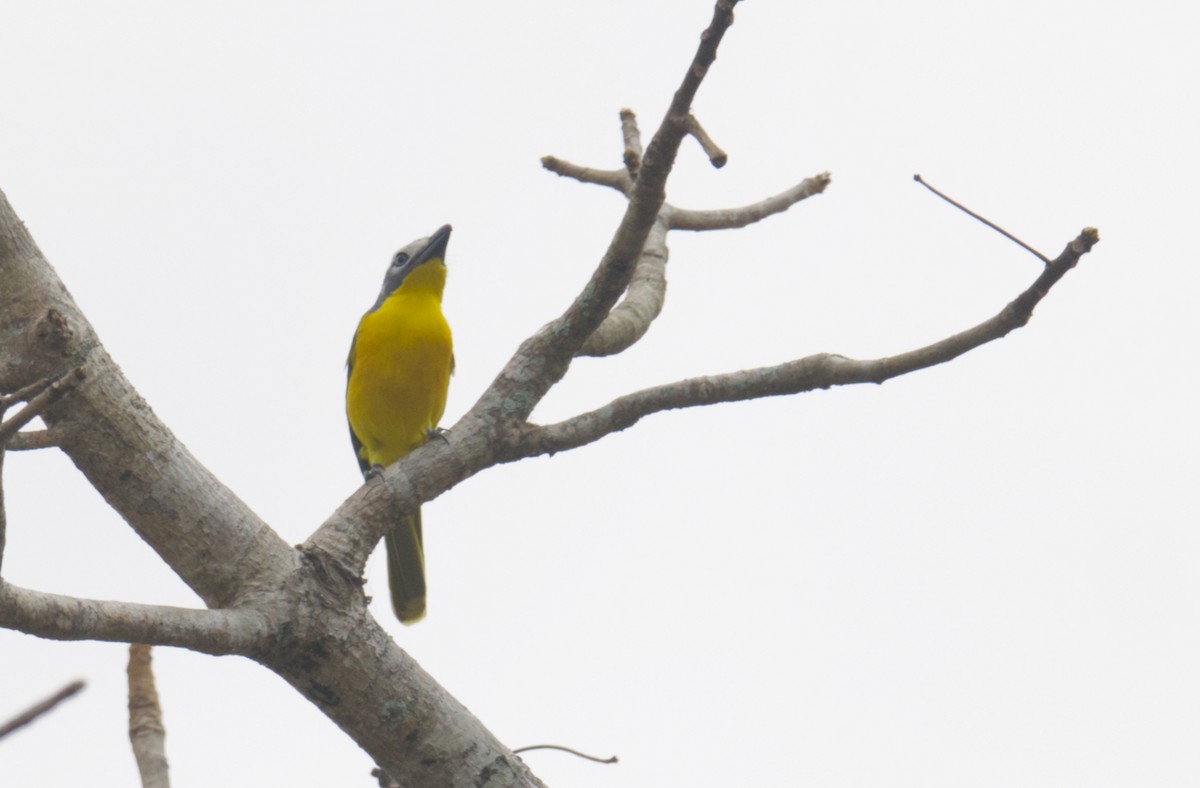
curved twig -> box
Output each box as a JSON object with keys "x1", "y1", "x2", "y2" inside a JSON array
[
  {"x1": 513, "y1": 743, "x2": 618, "y2": 764},
  {"x1": 577, "y1": 215, "x2": 669, "y2": 357}
]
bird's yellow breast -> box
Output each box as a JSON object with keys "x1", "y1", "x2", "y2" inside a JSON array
[{"x1": 346, "y1": 263, "x2": 453, "y2": 468}]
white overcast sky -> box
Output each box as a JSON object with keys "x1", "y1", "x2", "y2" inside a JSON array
[{"x1": 1, "y1": 2, "x2": 1197, "y2": 786}]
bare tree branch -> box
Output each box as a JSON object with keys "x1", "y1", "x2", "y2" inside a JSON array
[
  {"x1": 0, "y1": 679, "x2": 85, "y2": 740},
  {"x1": 544, "y1": 108, "x2": 828, "y2": 358},
  {"x1": 128, "y1": 645, "x2": 171, "y2": 788},
  {"x1": 511, "y1": 227, "x2": 1100, "y2": 458},
  {"x1": 540, "y1": 156, "x2": 629, "y2": 192},
  {"x1": 0, "y1": 368, "x2": 85, "y2": 445},
  {"x1": 577, "y1": 215, "x2": 669, "y2": 357},
  {"x1": 684, "y1": 113, "x2": 728, "y2": 168},
  {"x1": 0, "y1": 582, "x2": 265, "y2": 655},
  {"x1": 0, "y1": 1, "x2": 1100, "y2": 785},
  {"x1": 669, "y1": 172, "x2": 832, "y2": 231},
  {"x1": 473, "y1": 0, "x2": 744, "y2": 422},
  {"x1": 5, "y1": 430, "x2": 58, "y2": 450}
]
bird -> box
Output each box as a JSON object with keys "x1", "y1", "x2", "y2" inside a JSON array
[{"x1": 346, "y1": 224, "x2": 454, "y2": 624}]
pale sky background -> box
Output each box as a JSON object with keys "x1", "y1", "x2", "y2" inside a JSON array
[{"x1": 1, "y1": 1, "x2": 1197, "y2": 786}]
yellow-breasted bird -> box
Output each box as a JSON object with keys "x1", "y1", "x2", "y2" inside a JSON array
[{"x1": 346, "y1": 224, "x2": 454, "y2": 624}]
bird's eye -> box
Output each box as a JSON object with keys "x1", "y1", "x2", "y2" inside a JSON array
[{"x1": 391, "y1": 252, "x2": 410, "y2": 269}]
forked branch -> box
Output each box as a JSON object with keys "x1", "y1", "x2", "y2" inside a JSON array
[{"x1": 544, "y1": 108, "x2": 829, "y2": 358}]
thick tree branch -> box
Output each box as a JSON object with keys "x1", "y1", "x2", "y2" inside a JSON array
[
  {"x1": 510, "y1": 228, "x2": 1100, "y2": 458},
  {"x1": 0, "y1": 582, "x2": 264, "y2": 655},
  {"x1": 0, "y1": 186, "x2": 296, "y2": 608}
]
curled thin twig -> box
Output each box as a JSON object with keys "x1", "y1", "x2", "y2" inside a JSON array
[{"x1": 513, "y1": 743, "x2": 619, "y2": 764}]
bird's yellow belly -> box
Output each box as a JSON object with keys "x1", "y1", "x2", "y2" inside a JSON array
[{"x1": 347, "y1": 293, "x2": 452, "y2": 468}]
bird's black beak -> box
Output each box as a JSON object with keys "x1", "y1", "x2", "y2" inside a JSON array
[{"x1": 414, "y1": 224, "x2": 452, "y2": 267}]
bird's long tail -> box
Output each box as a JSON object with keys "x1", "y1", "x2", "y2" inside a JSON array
[{"x1": 386, "y1": 510, "x2": 426, "y2": 624}]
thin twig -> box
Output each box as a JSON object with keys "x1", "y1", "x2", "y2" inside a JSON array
[
  {"x1": 0, "y1": 368, "x2": 86, "y2": 445},
  {"x1": 914, "y1": 174, "x2": 1051, "y2": 265},
  {"x1": 0, "y1": 376, "x2": 57, "y2": 410},
  {"x1": 0, "y1": 680, "x2": 86, "y2": 740},
  {"x1": 513, "y1": 743, "x2": 619, "y2": 764},
  {"x1": 684, "y1": 113, "x2": 727, "y2": 168}
]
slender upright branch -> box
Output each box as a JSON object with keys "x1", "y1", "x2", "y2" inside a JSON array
[
  {"x1": 479, "y1": 0, "x2": 745, "y2": 422},
  {"x1": 620, "y1": 108, "x2": 643, "y2": 177},
  {"x1": 128, "y1": 645, "x2": 171, "y2": 788}
]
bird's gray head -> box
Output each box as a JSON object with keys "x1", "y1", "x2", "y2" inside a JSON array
[{"x1": 374, "y1": 224, "x2": 452, "y2": 308}]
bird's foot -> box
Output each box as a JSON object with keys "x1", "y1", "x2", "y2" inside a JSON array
[
  {"x1": 427, "y1": 427, "x2": 450, "y2": 445},
  {"x1": 364, "y1": 463, "x2": 385, "y2": 481}
]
